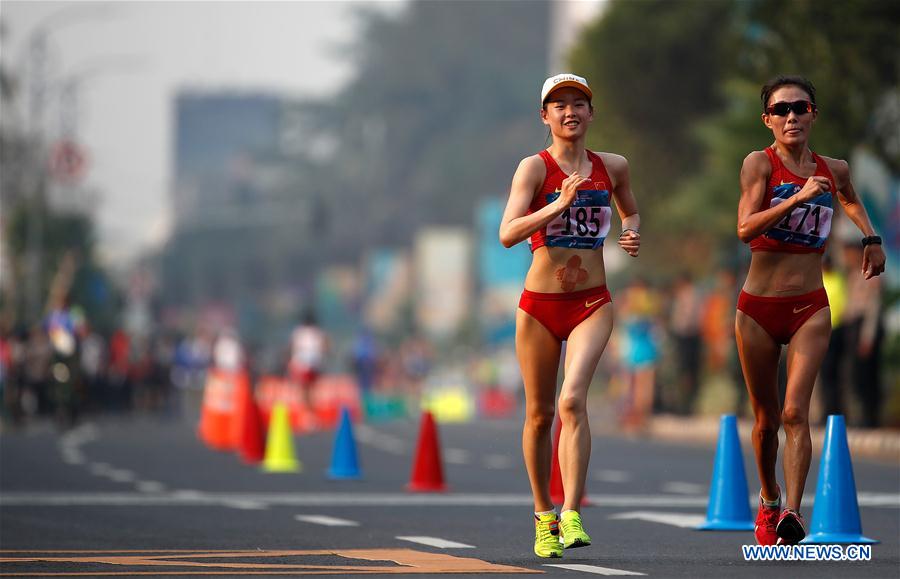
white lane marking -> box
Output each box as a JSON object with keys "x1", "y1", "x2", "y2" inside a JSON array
[
  {"x1": 608, "y1": 510, "x2": 706, "y2": 529},
  {"x1": 444, "y1": 448, "x2": 469, "y2": 464},
  {"x1": 135, "y1": 481, "x2": 166, "y2": 493},
  {"x1": 355, "y1": 424, "x2": 405, "y2": 454},
  {"x1": 1, "y1": 492, "x2": 896, "y2": 508},
  {"x1": 544, "y1": 564, "x2": 646, "y2": 576},
  {"x1": 171, "y1": 489, "x2": 205, "y2": 499},
  {"x1": 59, "y1": 422, "x2": 99, "y2": 446},
  {"x1": 395, "y1": 536, "x2": 474, "y2": 548},
  {"x1": 661, "y1": 481, "x2": 705, "y2": 495},
  {"x1": 225, "y1": 500, "x2": 268, "y2": 510},
  {"x1": 857, "y1": 492, "x2": 900, "y2": 507},
  {"x1": 295, "y1": 515, "x2": 360, "y2": 526},
  {"x1": 483, "y1": 454, "x2": 513, "y2": 469},
  {"x1": 88, "y1": 462, "x2": 112, "y2": 476},
  {"x1": 593, "y1": 469, "x2": 631, "y2": 483},
  {"x1": 61, "y1": 451, "x2": 85, "y2": 465},
  {"x1": 107, "y1": 469, "x2": 136, "y2": 483}
]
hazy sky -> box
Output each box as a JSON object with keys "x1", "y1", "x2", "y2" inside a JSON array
[{"x1": 2, "y1": 1, "x2": 406, "y2": 266}]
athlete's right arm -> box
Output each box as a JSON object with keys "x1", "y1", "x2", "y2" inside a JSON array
[
  {"x1": 736, "y1": 151, "x2": 831, "y2": 243},
  {"x1": 499, "y1": 156, "x2": 586, "y2": 248}
]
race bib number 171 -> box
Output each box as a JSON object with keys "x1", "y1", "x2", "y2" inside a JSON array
[{"x1": 764, "y1": 184, "x2": 833, "y2": 249}]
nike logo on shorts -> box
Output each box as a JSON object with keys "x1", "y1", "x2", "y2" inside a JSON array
[
  {"x1": 793, "y1": 304, "x2": 812, "y2": 314},
  {"x1": 585, "y1": 297, "x2": 607, "y2": 308}
]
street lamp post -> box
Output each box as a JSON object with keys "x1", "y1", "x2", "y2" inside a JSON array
[{"x1": 20, "y1": 3, "x2": 120, "y2": 323}]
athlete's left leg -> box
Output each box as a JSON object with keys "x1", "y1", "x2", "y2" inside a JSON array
[
  {"x1": 782, "y1": 307, "x2": 831, "y2": 512},
  {"x1": 558, "y1": 303, "x2": 614, "y2": 512}
]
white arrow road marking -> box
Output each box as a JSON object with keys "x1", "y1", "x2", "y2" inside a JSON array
[
  {"x1": 608, "y1": 510, "x2": 707, "y2": 528},
  {"x1": 544, "y1": 564, "x2": 646, "y2": 576},
  {"x1": 295, "y1": 515, "x2": 360, "y2": 526},
  {"x1": 395, "y1": 536, "x2": 474, "y2": 548}
]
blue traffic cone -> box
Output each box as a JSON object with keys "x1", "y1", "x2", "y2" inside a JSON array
[
  {"x1": 802, "y1": 415, "x2": 878, "y2": 544},
  {"x1": 697, "y1": 414, "x2": 754, "y2": 530},
  {"x1": 327, "y1": 406, "x2": 362, "y2": 480}
]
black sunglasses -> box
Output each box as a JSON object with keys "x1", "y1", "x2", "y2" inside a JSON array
[{"x1": 766, "y1": 100, "x2": 816, "y2": 116}]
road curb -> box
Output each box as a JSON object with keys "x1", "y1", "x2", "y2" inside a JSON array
[{"x1": 646, "y1": 414, "x2": 900, "y2": 463}]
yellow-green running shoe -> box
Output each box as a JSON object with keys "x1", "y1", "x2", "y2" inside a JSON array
[
  {"x1": 533, "y1": 512, "x2": 563, "y2": 558},
  {"x1": 560, "y1": 510, "x2": 592, "y2": 549}
]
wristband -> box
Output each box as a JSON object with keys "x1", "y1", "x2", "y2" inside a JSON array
[
  {"x1": 620, "y1": 228, "x2": 639, "y2": 237},
  {"x1": 861, "y1": 236, "x2": 882, "y2": 247}
]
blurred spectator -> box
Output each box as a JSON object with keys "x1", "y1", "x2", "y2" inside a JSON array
[
  {"x1": 351, "y1": 328, "x2": 379, "y2": 394},
  {"x1": 23, "y1": 324, "x2": 52, "y2": 417},
  {"x1": 618, "y1": 278, "x2": 662, "y2": 431},
  {"x1": 701, "y1": 268, "x2": 745, "y2": 415},
  {"x1": 107, "y1": 328, "x2": 132, "y2": 412},
  {"x1": 0, "y1": 327, "x2": 22, "y2": 426},
  {"x1": 400, "y1": 335, "x2": 432, "y2": 396},
  {"x1": 213, "y1": 328, "x2": 245, "y2": 373},
  {"x1": 842, "y1": 242, "x2": 885, "y2": 427},
  {"x1": 668, "y1": 273, "x2": 703, "y2": 414},
  {"x1": 288, "y1": 311, "x2": 328, "y2": 408},
  {"x1": 45, "y1": 306, "x2": 81, "y2": 428},
  {"x1": 79, "y1": 325, "x2": 107, "y2": 413},
  {"x1": 819, "y1": 253, "x2": 849, "y2": 422}
]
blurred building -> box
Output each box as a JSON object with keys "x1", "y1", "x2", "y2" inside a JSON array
[
  {"x1": 172, "y1": 92, "x2": 282, "y2": 229},
  {"x1": 161, "y1": 91, "x2": 322, "y2": 339}
]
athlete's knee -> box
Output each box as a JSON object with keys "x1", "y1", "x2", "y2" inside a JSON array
[
  {"x1": 753, "y1": 412, "x2": 780, "y2": 439},
  {"x1": 525, "y1": 405, "x2": 555, "y2": 432},
  {"x1": 781, "y1": 405, "x2": 809, "y2": 430},
  {"x1": 557, "y1": 395, "x2": 586, "y2": 420}
]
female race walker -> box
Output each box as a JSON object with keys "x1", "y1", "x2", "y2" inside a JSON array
[
  {"x1": 499, "y1": 73, "x2": 640, "y2": 558},
  {"x1": 736, "y1": 75, "x2": 885, "y2": 546}
]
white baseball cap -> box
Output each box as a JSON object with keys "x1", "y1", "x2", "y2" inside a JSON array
[{"x1": 541, "y1": 73, "x2": 592, "y2": 104}]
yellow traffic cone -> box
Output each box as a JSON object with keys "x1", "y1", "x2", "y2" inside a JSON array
[{"x1": 262, "y1": 402, "x2": 302, "y2": 473}]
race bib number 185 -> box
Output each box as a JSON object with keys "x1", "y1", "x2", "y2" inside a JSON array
[{"x1": 545, "y1": 189, "x2": 611, "y2": 249}]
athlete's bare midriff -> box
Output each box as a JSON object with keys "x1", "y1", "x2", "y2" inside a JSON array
[
  {"x1": 742, "y1": 251, "x2": 824, "y2": 297},
  {"x1": 524, "y1": 246, "x2": 607, "y2": 293}
]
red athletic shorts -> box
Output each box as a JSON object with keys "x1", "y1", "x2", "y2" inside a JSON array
[
  {"x1": 288, "y1": 363, "x2": 319, "y2": 388},
  {"x1": 518, "y1": 285, "x2": 612, "y2": 341},
  {"x1": 737, "y1": 287, "x2": 829, "y2": 345}
]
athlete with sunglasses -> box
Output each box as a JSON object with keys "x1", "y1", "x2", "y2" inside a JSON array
[
  {"x1": 499, "y1": 73, "x2": 640, "y2": 558},
  {"x1": 736, "y1": 75, "x2": 886, "y2": 546}
]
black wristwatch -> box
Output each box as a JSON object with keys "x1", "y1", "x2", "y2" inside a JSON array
[{"x1": 861, "y1": 236, "x2": 882, "y2": 247}]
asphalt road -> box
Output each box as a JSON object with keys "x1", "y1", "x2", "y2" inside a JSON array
[{"x1": 1, "y1": 409, "x2": 897, "y2": 577}]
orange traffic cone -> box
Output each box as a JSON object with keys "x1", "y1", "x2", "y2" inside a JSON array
[
  {"x1": 406, "y1": 411, "x2": 447, "y2": 492},
  {"x1": 550, "y1": 416, "x2": 589, "y2": 507},
  {"x1": 198, "y1": 369, "x2": 237, "y2": 450},
  {"x1": 230, "y1": 372, "x2": 252, "y2": 448},
  {"x1": 236, "y1": 378, "x2": 265, "y2": 464}
]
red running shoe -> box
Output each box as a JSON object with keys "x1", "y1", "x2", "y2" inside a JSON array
[
  {"x1": 754, "y1": 490, "x2": 781, "y2": 546},
  {"x1": 776, "y1": 509, "x2": 806, "y2": 545}
]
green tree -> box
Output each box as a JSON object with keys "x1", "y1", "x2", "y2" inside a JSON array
[
  {"x1": 569, "y1": 0, "x2": 739, "y2": 273},
  {"x1": 299, "y1": 0, "x2": 551, "y2": 255},
  {"x1": 566, "y1": 0, "x2": 900, "y2": 273}
]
